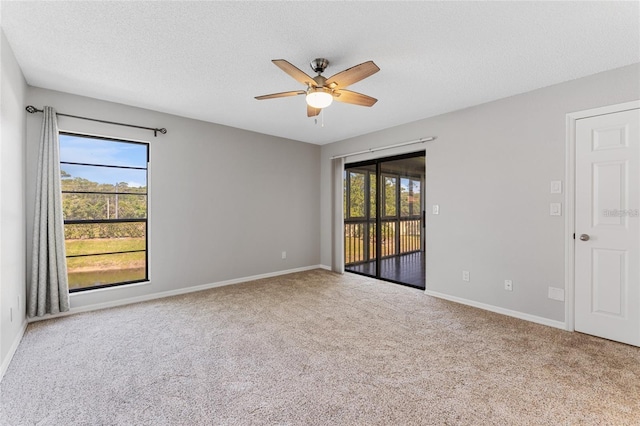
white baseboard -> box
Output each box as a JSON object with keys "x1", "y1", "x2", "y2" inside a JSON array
[
  {"x1": 424, "y1": 289, "x2": 566, "y2": 330},
  {"x1": 29, "y1": 264, "x2": 326, "y2": 323},
  {"x1": 318, "y1": 264, "x2": 331, "y2": 271},
  {"x1": 0, "y1": 320, "x2": 28, "y2": 382}
]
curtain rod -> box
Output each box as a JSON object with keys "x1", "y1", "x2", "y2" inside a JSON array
[
  {"x1": 331, "y1": 136, "x2": 437, "y2": 159},
  {"x1": 25, "y1": 105, "x2": 167, "y2": 137}
]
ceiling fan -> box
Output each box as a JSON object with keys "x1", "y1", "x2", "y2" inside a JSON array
[{"x1": 255, "y1": 58, "x2": 380, "y2": 117}]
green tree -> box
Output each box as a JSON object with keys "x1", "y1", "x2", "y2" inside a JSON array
[
  {"x1": 349, "y1": 172, "x2": 366, "y2": 217},
  {"x1": 60, "y1": 171, "x2": 146, "y2": 239},
  {"x1": 384, "y1": 176, "x2": 396, "y2": 217}
]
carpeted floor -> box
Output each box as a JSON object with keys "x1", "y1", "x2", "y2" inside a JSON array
[{"x1": 1, "y1": 269, "x2": 639, "y2": 425}]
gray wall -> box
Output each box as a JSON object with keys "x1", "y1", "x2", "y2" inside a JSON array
[
  {"x1": 25, "y1": 87, "x2": 321, "y2": 311},
  {"x1": 0, "y1": 30, "x2": 28, "y2": 375},
  {"x1": 320, "y1": 63, "x2": 640, "y2": 323}
]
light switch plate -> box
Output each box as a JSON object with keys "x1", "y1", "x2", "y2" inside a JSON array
[
  {"x1": 548, "y1": 287, "x2": 565, "y2": 301},
  {"x1": 550, "y1": 203, "x2": 562, "y2": 216},
  {"x1": 550, "y1": 180, "x2": 563, "y2": 194},
  {"x1": 432, "y1": 205, "x2": 439, "y2": 215}
]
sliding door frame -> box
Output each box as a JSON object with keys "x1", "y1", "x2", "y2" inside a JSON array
[{"x1": 345, "y1": 150, "x2": 426, "y2": 289}]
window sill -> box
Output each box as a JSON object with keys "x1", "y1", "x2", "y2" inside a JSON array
[{"x1": 69, "y1": 280, "x2": 151, "y2": 296}]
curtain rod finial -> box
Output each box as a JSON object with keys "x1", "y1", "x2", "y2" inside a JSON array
[{"x1": 25, "y1": 105, "x2": 39, "y2": 113}]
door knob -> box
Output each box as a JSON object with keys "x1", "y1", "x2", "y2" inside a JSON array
[{"x1": 579, "y1": 234, "x2": 590, "y2": 241}]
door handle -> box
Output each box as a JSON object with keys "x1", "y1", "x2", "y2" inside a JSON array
[{"x1": 579, "y1": 234, "x2": 590, "y2": 241}]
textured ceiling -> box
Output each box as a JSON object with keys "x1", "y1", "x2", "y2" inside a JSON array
[{"x1": 2, "y1": 1, "x2": 639, "y2": 145}]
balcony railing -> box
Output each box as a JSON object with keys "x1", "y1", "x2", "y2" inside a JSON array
[{"x1": 345, "y1": 217, "x2": 421, "y2": 265}]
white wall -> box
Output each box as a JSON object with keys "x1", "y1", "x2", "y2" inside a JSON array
[
  {"x1": 320, "y1": 63, "x2": 640, "y2": 323},
  {"x1": 25, "y1": 87, "x2": 321, "y2": 312},
  {"x1": 0, "y1": 30, "x2": 28, "y2": 378}
]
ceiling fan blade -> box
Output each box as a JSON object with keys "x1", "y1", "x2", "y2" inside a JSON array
[
  {"x1": 272, "y1": 59, "x2": 317, "y2": 87},
  {"x1": 307, "y1": 104, "x2": 321, "y2": 117},
  {"x1": 255, "y1": 90, "x2": 305, "y2": 100},
  {"x1": 325, "y1": 61, "x2": 380, "y2": 89},
  {"x1": 334, "y1": 89, "x2": 378, "y2": 107}
]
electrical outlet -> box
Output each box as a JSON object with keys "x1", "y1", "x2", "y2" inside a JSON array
[
  {"x1": 504, "y1": 280, "x2": 513, "y2": 291},
  {"x1": 462, "y1": 270, "x2": 470, "y2": 282},
  {"x1": 281, "y1": 251, "x2": 287, "y2": 259}
]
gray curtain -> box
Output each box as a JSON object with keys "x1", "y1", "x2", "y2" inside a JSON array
[
  {"x1": 331, "y1": 157, "x2": 345, "y2": 273},
  {"x1": 28, "y1": 106, "x2": 70, "y2": 317}
]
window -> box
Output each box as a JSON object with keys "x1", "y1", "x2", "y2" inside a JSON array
[
  {"x1": 344, "y1": 169, "x2": 376, "y2": 219},
  {"x1": 400, "y1": 178, "x2": 421, "y2": 217},
  {"x1": 59, "y1": 133, "x2": 149, "y2": 292},
  {"x1": 348, "y1": 171, "x2": 366, "y2": 218},
  {"x1": 383, "y1": 175, "x2": 397, "y2": 217}
]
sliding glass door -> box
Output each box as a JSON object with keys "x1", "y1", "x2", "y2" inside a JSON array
[{"x1": 344, "y1": 152, "x2": 425, "y2": 289}]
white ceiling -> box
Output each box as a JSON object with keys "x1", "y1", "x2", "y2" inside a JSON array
[{"x1": 2, "y1": 1, "x2": 639, "y2": 145}]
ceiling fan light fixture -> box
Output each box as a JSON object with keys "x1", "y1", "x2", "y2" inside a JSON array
[{"x1": 306, "y1": 88, "x2": 333, "y2": 109}]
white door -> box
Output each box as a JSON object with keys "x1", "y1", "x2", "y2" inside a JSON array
[{"x1": 575, "y1": 107, "x2": 640, "y2": 346}]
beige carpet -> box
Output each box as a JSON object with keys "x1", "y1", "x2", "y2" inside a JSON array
[{"x1": 1, "y1": 269, "x2": 639, "y2": 425}]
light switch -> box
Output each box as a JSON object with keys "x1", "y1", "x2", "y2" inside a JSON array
[
  {"x1": 550, "y1": 203, "x2": 562, "y2": 216},
  {"x1": 550, "y1": 180, "x2": 563, "y2": 194},
  {"x1": 432, "y1": 205, "x2": 439, "y2": 215}
]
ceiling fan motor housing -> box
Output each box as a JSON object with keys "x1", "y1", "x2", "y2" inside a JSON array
[
  {"x1": 312, "y1": 75, "x2": 327, "y2": 87},
  {"x1": 310, "y1": 58, "x2": 329, "y2": 74}
]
